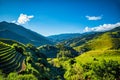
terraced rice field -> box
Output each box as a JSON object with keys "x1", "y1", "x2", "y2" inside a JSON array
[{"x1": 0, "y1": 42, "x2": 25, "y2": 73}]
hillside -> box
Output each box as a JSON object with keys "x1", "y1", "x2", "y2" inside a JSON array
[
  {"x1": 0, "y1": 21, "x2": 53, "y2": 46},
  {"x1": 49, "y1": 26, "x2": 120, "y2": 80},
  {"x1": 0, "y1": 41, "x2": 25, "y2": 73},
  {"x1": 38, "y1": 26, "x2": 120, "y2": 80},
  {"x1": 0, "y1": 30, "x2": 31, "y2": 44},
  {"x1": 0, "y1": 39, "x2": 66, "y2": 79},
  {"x1": 73, "y1": 26, "x2": 120, "y2": 52},
  {"x1": 59, "y1": 26, "x2": 120, "y2": 49},
  {"x1": 59, "y1": 32, "x2": 102, "y2": 47}
]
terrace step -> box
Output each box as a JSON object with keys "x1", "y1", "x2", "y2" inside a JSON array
[
  {"x1": 0, "y1": 52, "x2": 21, "y2": 68},
  {"x1": 0, "y1": 48, "x2": 15, "y2": 57},
  {"x1": 0, "y1": 46, "x2": 10, "y2": 51},
  {"x1": 0, "y1": 51, "x2": 16, "y2": 64},
  {"x1": 3, "y1": 54, "x2": 25, "y2": 73},
  {"x1": 0, "y1": 47, "x2": 14, "y2": 54}
]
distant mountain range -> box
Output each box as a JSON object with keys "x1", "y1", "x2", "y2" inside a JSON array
[
  {"x1": 0, "y1": 21, "x2": 120, "y2": 48},
  {"x1": 48, "y1": 26, "x2": 120, "y2": 48},
  {"x1": 48, "y1": 33, "x2": 82, "y2": 43},
  {"x1": 48, "y1": 32, "x2": 102, "y2": 45},
  {"x1": 0, "y1": 21, "x2": 53, "y2": 46}
]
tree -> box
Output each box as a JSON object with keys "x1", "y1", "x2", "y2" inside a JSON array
[{"x1": 12, "y1": 43, "x2": 24, "y2": 54}]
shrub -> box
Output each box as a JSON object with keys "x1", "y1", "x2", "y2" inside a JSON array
[
  {"x1": 26, "y1": 43, "x2": 36, "y2": 51},
  {"x1": 12, "y1": 43, "x2": 24, "y2": 54},
  {"x1": 82, "y1": 60, "x2": 120, "y2": 80},
  {"x1": 7, "y1": 72, "x2": 37, "y2": 80}
]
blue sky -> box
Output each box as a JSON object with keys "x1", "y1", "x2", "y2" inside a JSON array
[{"x1": 0, "y1": 0, "x2": 120, "y2": 36}]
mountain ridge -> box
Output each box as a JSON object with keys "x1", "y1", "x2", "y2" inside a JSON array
[{"x1": 0, "y1": 21, "x2": 53, "y2": 46}]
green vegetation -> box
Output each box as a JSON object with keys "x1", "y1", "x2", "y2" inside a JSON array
[
  {"x1": 0, "y1": 26, "x2": 120, "y2": 80},
  {"x1": 38, "y1": 44, "x2": 78, "y2": 58},
  {"x1": 38, "y1": 44, "x2": 59, "y2": 58},
  {"x1": 0, "y1": 41, "x2": 25, "y2": 73},
  {"x1": 0, "y1": 39, "x2": 65, "y2": 80},
  {"x1": 56, "y1": 44, "x2": 78, "y2": 58},
  {"x1": 49, "y1": 27, "x2": 120, "y2": 80}
]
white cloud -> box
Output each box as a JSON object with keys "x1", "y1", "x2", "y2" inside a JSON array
[
  {"x1": 17, "y1": 13, "x2": 34, "y2": 24},
  {"x1": 84, "y1": 22, "x2": 120, "y2": 32},
  {"x1": 86, "y1": 16, "x2": 102, "y2": 20}
]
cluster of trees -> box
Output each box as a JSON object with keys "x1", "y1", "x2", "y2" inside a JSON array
[
  {"x1": 0, "y1": 72, "x2": 37, "y2": 80},
  {"x1": 15, "y1": 43, "x2": 66, "y2": 80},
  {"x1": 63, "y1": 59, "x2": 120, "y2": 80},
  {"x1": 38, "y1": 44, "x2": 79, "y2": 59},
  {"x1": 56, "y1": 44, "x2": 78, "y2": 58}
]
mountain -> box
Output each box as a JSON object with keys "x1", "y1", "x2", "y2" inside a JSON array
[
  {"x1": 48, "y1": 33, "x2": 82, "y2": 43},
  {"x1": 61, "y1": 26, "x2": 120, "y2": 53},
  {"x1": 0, "y1": 29, "x2": 31, "y2": 44},
  {"x1": 55, "y1": 26, "x2": 120, "y2": 80},
  {"x1": 59, "y1": 26, "x2": 120, "y2": 48},
  {"x1": 74, "y1": 31, "x2": 120, "y2": 52},
  {"x1": 109, "y1": 26, "x2": 120, "y2": 32},
  {"x1": 0, "y1": 21, "x2": 53, "y2": 46},
  {"x1": 58, "y1": 32, "x2": 102, "y2": 47}
]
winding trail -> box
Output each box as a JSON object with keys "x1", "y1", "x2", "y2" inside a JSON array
[{"x1": 18, "y1": 60, "x2": 26, "y2": 73}]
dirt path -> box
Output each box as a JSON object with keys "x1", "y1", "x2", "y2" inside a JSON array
[{"x1": 18, "y1": 61, "x2": 26, "y2": 73}]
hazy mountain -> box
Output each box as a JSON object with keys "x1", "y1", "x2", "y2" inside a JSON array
[
  {"x1": 48, "y1": 33, "x2": 82, "y2": 43},
  {"x1": 0, "y1": 21, "x2": 53, "y2": 46}
]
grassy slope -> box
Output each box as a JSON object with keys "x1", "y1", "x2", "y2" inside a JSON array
[
  {"x1": 74, "y1": 31, "x2": 120, "y2": 51},
  {"x1": 73, "y1": 30, "x2": 120, "y2": 65},
  {"x1": 50, "y1": 29, "x2": 120, "y2": 80}
]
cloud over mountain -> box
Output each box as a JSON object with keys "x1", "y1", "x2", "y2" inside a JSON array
[
  {"x1": 17, "y1": 14, "x2": 34, "y2": 24},
  {"x1": 12, "y1": 14, "x2": 34, "y2": 25},
  {"x1": 84, "y1": 22, "x2": 120, "y2": 32}
]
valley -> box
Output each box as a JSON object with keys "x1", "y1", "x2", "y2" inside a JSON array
[{"x1": 0, "y1": 21, "x2": 120, "y2": 80}]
